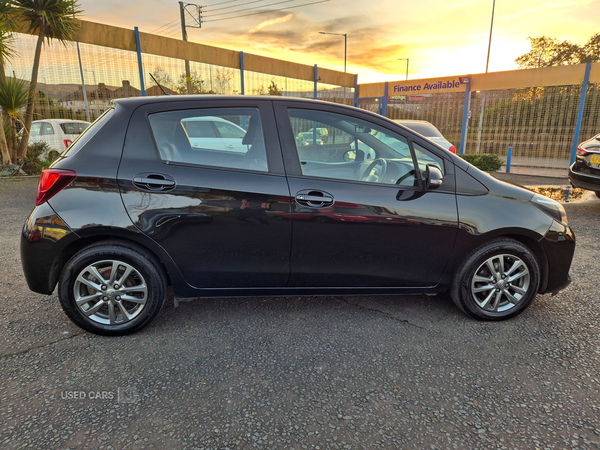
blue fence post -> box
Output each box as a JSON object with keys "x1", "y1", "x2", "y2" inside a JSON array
[
  {"x1": 381, "y1": 82, "x2": 389, "y2": 117},
  {"x1": 314, "y1": 64, "x2": 318, "y2": 100},
  {"x1": 459, "y1": 78, "x2": 471, "y2": 154},
  {"x1": 506, "y1": 147, "x2": 512, "y2": 173},
  {"x1": 354, "y1": 74, "x2": 358, "y2": 107},
  {"x1": 240, "y1": 52, "x2": 245, "y2": 95},
  {"x1": 134, "y1": 27, "x2": 145, "y2": 96},
  {"x1": 570, "y1": 62, "x2": 592, "y2": 166}
]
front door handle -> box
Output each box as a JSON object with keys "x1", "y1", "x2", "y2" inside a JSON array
[
  {"x1": 295, "y1": 190, "x2": 334, "y2": 207},
  {"x1": 133, "y1": 173, "x2": 176, "y2": 191}
]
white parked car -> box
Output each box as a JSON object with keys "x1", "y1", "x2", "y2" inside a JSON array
[
  {"x1": 29, "y1": 119, "x2": 91, "y2": 159},
  {"x1": 181, "y1": 116, "x2": 248, "y2": 153},
  {"x1": 394, "y1": 120, "x2": 456, "y2": 153}
]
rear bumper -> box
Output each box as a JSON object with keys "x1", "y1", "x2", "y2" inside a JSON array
[
  {"x1": 21, "y1": 203, "x2": 78, "y2": 295},
  {"x1": 538, "y1": 220, "x2": 575, "y2": 294},
  {"x1": 569, "y1": 163, "x2": 600, "y2": 192}
]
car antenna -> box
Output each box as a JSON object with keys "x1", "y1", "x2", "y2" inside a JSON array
[{"x1": 148, "y1": 73, "x2": 170, "y2": 95}]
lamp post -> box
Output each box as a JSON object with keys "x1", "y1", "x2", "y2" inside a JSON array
[
  {"x1": 318, "y1": 31, "x2": 347, "y2": 72},
  {"x1": 398, "y1": 58, "x2": 409, "y2": 80}
]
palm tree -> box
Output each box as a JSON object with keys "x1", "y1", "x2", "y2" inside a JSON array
[
  {"x1": 0, "y1": 0, "x2": 18, "y2": 166},
  {"x1": 14, "y1": 0, "x2": 80, "y2": 161},
  {"x1": 0, "y1": 75, "x2": 29, "y2": 159}
]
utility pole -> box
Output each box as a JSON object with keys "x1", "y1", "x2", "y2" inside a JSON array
[
  {"x1": 476, "y1": 0, "x2": 495, "y2": 154},
  {"x1": 179, "y1": 2, "x2": 203, "y2": 94},
  {"x1": 180, "y1": 2, "x2": 192, "y2": 94}
]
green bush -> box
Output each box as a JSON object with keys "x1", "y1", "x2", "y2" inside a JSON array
[
  {"x1": 459, "y1": 153, "x2": 504, "y2": 172},
  {"x1": 21, "y1": 141, "x2": 52, "y2": 175}
]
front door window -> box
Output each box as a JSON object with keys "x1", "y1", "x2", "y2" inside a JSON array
[{"x1": 287, "y1": 109, "x2": 443, "y2": 188}]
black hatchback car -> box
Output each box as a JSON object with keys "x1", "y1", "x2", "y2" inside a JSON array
[
  {"x1": 569, "y1": 132, "x2": 600, "y2": 198},
  {"x1": 21, "y1": 96, "x2": 575, "y2": 335}
]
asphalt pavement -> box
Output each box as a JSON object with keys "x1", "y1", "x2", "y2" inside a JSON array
[{"x1": 1, "y1": 175, "x2": 599, "y2": 450}]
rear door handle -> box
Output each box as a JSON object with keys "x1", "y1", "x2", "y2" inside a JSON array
[{"x1": 133, "y1": 173, "x2": 176, "y2": 191}]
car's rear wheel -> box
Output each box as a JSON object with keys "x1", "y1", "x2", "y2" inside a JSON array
[
  {"x1": 58, "y1": 242, "x2": 167, "y2": 335},
  {"x1": 451, "y1": 239, "x2": 540, "y2": 320}
]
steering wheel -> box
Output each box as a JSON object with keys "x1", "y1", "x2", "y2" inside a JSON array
[
  {"x1": 359, "y1": 158, "x2": 387, "y2": 183},
  {"x1": 396, "y1": 169, "x2": 416, "y2": 185}
]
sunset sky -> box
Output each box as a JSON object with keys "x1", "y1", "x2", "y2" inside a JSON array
[{"x1": 78, "y1": 0, "x2": 599, "y2": 83}]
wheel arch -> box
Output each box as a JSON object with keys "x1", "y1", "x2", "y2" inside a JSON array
[
  {"x1": 445, "y1": 228, "x2": 550, "y2": 295},
  {"x1": 501, "y1": 233, "x2": 549, "y2": 293},
  {"x1": 50, "y1": 230, "x2": 181, "y2": 294}
]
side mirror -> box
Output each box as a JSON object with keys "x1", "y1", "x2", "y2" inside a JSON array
[{"x1": 425, "y1": 165, "x2": 443, "y2": 189}]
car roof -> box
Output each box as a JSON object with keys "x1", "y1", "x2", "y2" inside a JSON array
[{"x1": 112, "y1": 94, "x2": 359, "y2": 109}]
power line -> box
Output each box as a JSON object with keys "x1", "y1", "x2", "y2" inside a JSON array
[
  {"x1": 202, "y1": 0, "x2": 244, "y2": 7},
  {"x1": 203, "y1": 0, "x2": 330, "y2": 22},
  {"x1": 157, "y1": 22, "x2": 183, "y2": 36},
  {"x1": 149, "y1": 17, "x2": 180, "y2": 34},
  {"x1": 204, "y1": 0, "x2": 266, "y2": 13},
  {"x1": 203, "y1": 0, "x2": 294, "y2": 18}
]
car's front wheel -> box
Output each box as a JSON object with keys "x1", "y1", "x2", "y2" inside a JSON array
[
  {"x1": 451, "y1": 239, "x2": 541, "y2": 320},
  {"x1": 58, "y1": 242, "x2": 167, "y2": 335}
]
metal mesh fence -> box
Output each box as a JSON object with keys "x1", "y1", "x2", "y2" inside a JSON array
[
  {"x1": 386, "y1": 93, "x2": 464, "y2": 146},
  {"x1": 5, "y1": 31, "x2": 353, "y2": 129},
  {"x1": 380, "y1": 83, "x2": 600, "y2": 177}
]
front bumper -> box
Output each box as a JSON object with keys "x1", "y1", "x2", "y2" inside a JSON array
[{"x1": 538, "y1": 220, "x2": 575, "y2": 294}]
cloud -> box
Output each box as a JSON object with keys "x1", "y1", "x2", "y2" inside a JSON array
[{"x1": 231, "y1": 13, "x2": 293, "y2": 42}]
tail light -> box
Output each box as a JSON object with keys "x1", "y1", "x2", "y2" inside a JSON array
[
  {"x1": 448, "y1": 145, "x2": 456, "y2": 154},
  {"x1": 36, "y1": 169, "x2": 76, "y2": 206},
  {"x1": 576, "y1": 146, "x2": 587, "y2": 157}
]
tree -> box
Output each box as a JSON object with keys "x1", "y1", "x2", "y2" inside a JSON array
[
  {"x1": 268, "y1": 80, "x2": 282, "y2": 96},
  {"x1": 516, "y1": 33, "x2": 600, "y2": 69},
  {"x1": 14, "y1": 0, "x2": 81, "y2": 161},
  {"x1": 211, "y1": 68, "x2": 233, "y2": 94},
  {"x1": 0, "y1": 0, "x2": 17, "y2": 165},
  {"x1": 579, "y1": 33, "x2": 600, "y2": 63},
  {"x1": 149, "y1": 66, "x2": 175, "y2": 90},
  {"x1": 0, "y1": 75, "x2": 29, "y2": 159},
  {"x1": 175, "y1": 71, "x2": 213, "y2": 94}
]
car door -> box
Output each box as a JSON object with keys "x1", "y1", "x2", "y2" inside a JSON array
[
  {"x1": 274, "y1": 102, "x2": 459, "y2": 288},
  {"x1": 117, "y1": 99, "x2": 292, "y2": 289}
]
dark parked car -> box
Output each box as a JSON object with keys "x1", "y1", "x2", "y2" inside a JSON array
[
  {"x1": 569, "y1": 132, "x2": 600, "y2": 198},
  {"x1": 21, "y1": 96, "x2": 575, "y2": 335}
]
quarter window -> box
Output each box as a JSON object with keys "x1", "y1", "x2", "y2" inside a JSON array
[{"x1": 148, "y1": 108, "x2": 268, "y2": 172}]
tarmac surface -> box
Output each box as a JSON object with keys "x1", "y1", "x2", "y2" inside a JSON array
[{"x1": 1, "y1": 175, "x2": 599, "y2": 450}]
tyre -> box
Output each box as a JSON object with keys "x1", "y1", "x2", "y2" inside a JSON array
[
  {"x1": 595, "y1": 191, "x2": 600, "y2": 199},
  {"x1": 450, "y1": 238, "x2": 541, "y2": 320},
  {"x1": 58, "y1": 242, "x2": 167, "y2": 335}
]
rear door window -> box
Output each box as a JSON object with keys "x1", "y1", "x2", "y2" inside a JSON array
[{"x1": 148, "y1": 108, "x2": 269, "y2": 172}]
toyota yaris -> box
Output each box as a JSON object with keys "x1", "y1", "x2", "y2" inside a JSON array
[{"x1": 21, "y1": 96, "x2": 575, "y2": 335}]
